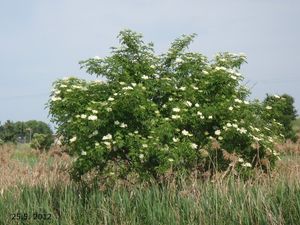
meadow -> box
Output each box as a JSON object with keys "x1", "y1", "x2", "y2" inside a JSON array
[{"x1": 0, "y1": 122, "x2": 300, "y2": 225}]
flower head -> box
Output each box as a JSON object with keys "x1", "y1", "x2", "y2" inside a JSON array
[
  {"x1": 70, "y1": 136, "x2": 77, "y2": 143},
  {"x1": 102, "y1": 134, "x2": 112, "y2": 140},
  {"x1": 172, "y1": 107, "x2": 181, "y2": 112},
  {"x1": 190, "y1": 143, "x2": 198, "y2": 149},
  {"x1": 88, "y1": 115, "x2": 98, "y2": 121},
  {"x1": 215, "y1": 130, "x2": 221, "y2": 136}
]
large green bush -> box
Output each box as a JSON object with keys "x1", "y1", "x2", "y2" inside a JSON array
[{"x1": 49, "y1": 30, "x2": 283, "y2": 181}]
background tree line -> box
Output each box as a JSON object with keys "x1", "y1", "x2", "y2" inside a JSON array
[{"x1": 0, "y1": 120, "x2": 54, "y2": 149}]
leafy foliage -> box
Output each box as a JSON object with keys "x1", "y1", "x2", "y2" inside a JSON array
[
  {"x1": 49, "y1": 30, "x2": 283, "y2": 181},
  {"x1": 263, "y1": 94, "x2": 298, "y2": 142},
  {"x1": 30, "y1": 133, "x2": 53, "y2": 150}
]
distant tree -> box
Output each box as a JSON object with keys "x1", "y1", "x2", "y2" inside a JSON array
[
  {"x1": 263, "y1": 94, "x2": 298, "y2": 142},
  {"x1": 0, "y1": 120, "x2": 17, "y2": 142}
]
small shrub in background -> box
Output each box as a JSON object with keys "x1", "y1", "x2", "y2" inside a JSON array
[
  {"x1": 263, "y1": 94, "x2": 298, "y2": 142},
  {"x1": 49, "y1": 29, "x2": 284, "y2": 181},
  {"x1": 30, "y1": 133, "x2": 53, "y2": 151}
]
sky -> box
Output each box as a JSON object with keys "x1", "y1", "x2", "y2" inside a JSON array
[{"x1": 0, "y1": 0, "x2": 299, "y2": 127}]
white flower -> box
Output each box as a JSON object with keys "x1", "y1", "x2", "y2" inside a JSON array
[
  {"x1": 102, "y1": 134, "x2": 112, "y2": 140},
  {"x1": 168, "y1": 158, "x2": 174, "y2": 162},
  {"x1": 108, "y1": 97, "x2": 115, "y2": 101},
  {"x1": 244, "y1": 101, "x2": 249, "y2": 105},
  {"x1": 103, "y1": 141, "x2": 111, "y2": 148},
  {"x1": 92, "y1": 130, "x2": 98, "y2": 136},
  {"x1": 230, "y1": 75, "x2": 237, "y2": 80},
  {"x1": 228, "y1": 106, "x2": 233, "y2": 111},
  {"x1": 175, "y1": 58, "x2": 183, "y2": 64},
  {"x1": 215, "y1": 130, "x2": 221, "y2": 136},
  {"x1": 179, "y1": 86, "x2": 186, "y2": 91},
  {"x1": 274, "y1": 95, "x2": 280, "y2": 99},
  {"x1": 80, "y1": 114, "x2": 87, "y2": 119},
  {"x1": 93, "y1": 56, "x2": 101, "y2": 60},
  {"x1": 120, "y1": 123, "x2": 127, "y2": 128},
  {"x1": 266, "y1": 106, "x2": 272, "y2": 110},
  {"x1": 139, "y1": 154, "x2": 144, "y2": 159},
  {"x1": 253, "y1": 136, "x2": 261, "y2": 141},
  {"x1": 70, "y1": 136, "x2": 77, "y2": 143},
  {"x1": 197, "y1": 111, "x2": 203, "y2": 116},
  {"x1": 106, "y1": 107, "x2": 112, "y2": 112},
  {"x1": 239, "y1": 127, "x2": 247, "y2": 134},
  {"x1": 51, "y1": 96, "x2": 62, "y2": 101},
  {"x1": 81, "y1": 151, "x2": 87, "y2": 156},
  {"x1": 122, "y1": 86, "x2": 134, "y2": 90},
  {"x1": 88, "y1": 115, "x2": 98, "y2": 121},
  {"x1": 226, "y1": 123, "x2": 232, "y2": 127},
  {"x1": 204, "y1": 131, "x2": 209, "y2": 136},
  {"x1": 190, "y1": 143, "x2": 198, "y2": 149},
  {"x1": 192, "y1": 86, "x2": 199, "y2": 90},
  {"x1": 60, "y1": 84, "x2": 67, "y2": 88},
  {"x1": 172, "y1": 137, "x2": 179, "y2": 142},
  {"x1": 203, "y1": 70, "x2": 209, "y2": 75},
  {"x1": 119, "y1": 82, "x2": 126, "y2": 85},
  {"x1": 242, "y1": 162, "x2": 252, "y2": 168},
  {"x1": 131, "y1": 83, "x2": 137, "y2": 87},
  {"x1": 114, "y1": 121, "x2": 120, "y2": 125},
  {"x1": 234, "y1": 99, "x2": 243, "y2": 104},
  {"x1": 232, "y1": 124, "x2": 238, "y2": 128},
  {"x1": 238, "y1": 158, "x2": 244, "y2": 163},
  {"x1": 218, "y1": 136, "x2": 223, "y2": 140},
  {"x1": 54, "y1": 90, "x2": 61, "y2": 94},
  {"x1": 185, "y1": 101, "x2": 192, "y2": 107},
  {"x1": 171, "y1": 115, "x2": 181, "y2": 119},
  {"x1": 195, "y1": 103, "x2": 200, "y2": 108},
  {"x1": 182, "y1": 130, "x2": 193, "y2": 136},
  {"x1": 208, "y1": 115, "x2": 213, "y2": 119},
  {"x1": 150, "y1": 65, "x2": 156, "y2": 69},
  {"x1": 142, "y1": 144, "x2": 148, "y2": 148},
  {"x1": 95, "y1": 142, "x2": 100, "y2": 147},
  {"x1": 72, "y1": 85, "x2": 82, "y2": 89},
  {"x1": 215, "y1": 66, "x2": 227, "y2": 71},
  {"x1": 172, "y1": 107, "x2": 181, "y2": 112},
  {"x1": 142, "y1": 75, "x2": 149, "y2": 80},
  {"x1": 92, "y1": 110, "x2": 98, "y2": 114}
]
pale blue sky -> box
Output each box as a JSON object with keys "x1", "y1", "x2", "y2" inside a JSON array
[{"x1": 0, "y1": 0, "x2": 299, "y2": 126}]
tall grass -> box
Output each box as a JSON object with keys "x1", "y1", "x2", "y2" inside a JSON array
[
  {"x1": 1, "y1": 177, "x2": 300, "y2": 225},
  {"x1": 1, "y1": 143, "x2": 300, "y2": 225}
]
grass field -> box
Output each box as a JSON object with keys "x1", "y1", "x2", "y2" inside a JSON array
[{"x1": 1, "y1": 139, "x2": 300, "y2": 225}]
